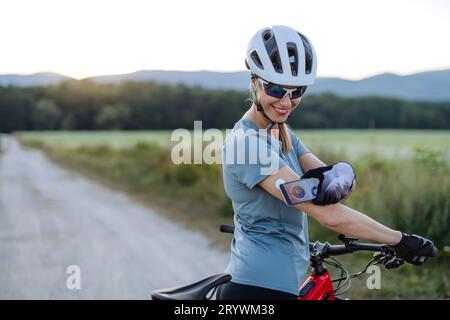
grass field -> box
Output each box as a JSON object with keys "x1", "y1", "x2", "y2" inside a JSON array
[
  {"x1": 16, "y1": 129, "x2": 450, "y2": 299},
  {"x1": 17, "y1": 129, "x2": 450, "y2": 160}
]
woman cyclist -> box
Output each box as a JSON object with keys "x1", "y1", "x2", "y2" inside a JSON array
[{"x1": 217, "y1": 25, "x2": 437, "y2": 300}]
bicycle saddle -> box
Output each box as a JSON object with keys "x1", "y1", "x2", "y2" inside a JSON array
[{"x1": 151, "y1": 273, "x2": 232, "y2": 300}]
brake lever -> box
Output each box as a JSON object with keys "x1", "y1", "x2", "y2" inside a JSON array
[{"x1": 373, "y1": 250, "x2": 404, "y2": 269}]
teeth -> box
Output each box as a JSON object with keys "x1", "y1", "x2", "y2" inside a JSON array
[{"x1": 273, "y1": 105, "x2": 287, "y2": 114}]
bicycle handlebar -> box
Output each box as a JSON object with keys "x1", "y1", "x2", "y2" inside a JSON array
[
  {"x1": 315, "y1": 242, "x2": 386, "y2": 258},
  {"x1": 219, "y1": 224, "x2": 388, "y2": 258}
]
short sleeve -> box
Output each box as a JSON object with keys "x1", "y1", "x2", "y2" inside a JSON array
[
  {"x1": 223, "y1": 131, "x2": 287, "y2": 189},
  {"x1": 291, "y1": 130, "x2": 310, "y2": 157}
]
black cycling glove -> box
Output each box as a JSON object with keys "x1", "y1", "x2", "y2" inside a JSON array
[
  {"x1": 301, "y1": 161, "x2": 356, "y2": 205},
  {"x1": 391, "y1": 233, "x2": 438, "y2": 265}
]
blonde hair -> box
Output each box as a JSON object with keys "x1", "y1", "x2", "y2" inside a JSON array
[{"x1": 278, "y1": 122, "x2": 293, "y2": 154}]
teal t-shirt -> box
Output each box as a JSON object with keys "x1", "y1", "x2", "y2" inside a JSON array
[{"x1": 221, "y1": 118, "x2": 311, "y2": 295}]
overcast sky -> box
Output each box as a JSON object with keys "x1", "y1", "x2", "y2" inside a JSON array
[{"x1": 1, "y1": 0, "x2": 449, "y2": 79}]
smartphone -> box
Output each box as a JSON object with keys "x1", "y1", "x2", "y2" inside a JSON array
[{"x1": 279, "y1": 178, "x2": 319, "y2": 206}]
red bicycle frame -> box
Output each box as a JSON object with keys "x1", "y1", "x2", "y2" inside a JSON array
[{"x1": 298, "y1": 271, "x2": 335, "y2": 300}]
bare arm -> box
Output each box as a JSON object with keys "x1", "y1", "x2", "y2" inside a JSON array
[
  {"x1": 298, "y1": 152, "x2": 326, "y2": 171},
  {"x1": 259, "y1": 165, "x2": 401, "y2": 245}
]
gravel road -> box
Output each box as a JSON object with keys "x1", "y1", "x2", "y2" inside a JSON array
[{"x1": 0, "y1": 135, "x2": 229, "y2": 299}]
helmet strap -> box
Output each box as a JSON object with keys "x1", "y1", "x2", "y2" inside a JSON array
[{"x1": 252, "y1": 84, "x2": 285, "y2": 130}]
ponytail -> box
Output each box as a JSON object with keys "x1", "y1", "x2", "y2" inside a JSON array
[{"x1": 278, "y1": 122, "x2": 292, "y2": 154}]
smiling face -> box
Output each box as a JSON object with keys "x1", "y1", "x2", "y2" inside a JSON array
[{"x1": 251, "y1": 77, "x2": 302, "y2": 124}]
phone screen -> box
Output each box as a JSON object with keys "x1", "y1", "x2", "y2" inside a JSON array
[{"x1": 279, "y1": 178, "x2": 319, "y2": 206}]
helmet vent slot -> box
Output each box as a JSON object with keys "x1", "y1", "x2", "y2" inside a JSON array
[
  {"x1": 262, "y1": 30, "x2": 283, "y2": 74},
  {"x1": 298, "y1": 32, "x2": 313, "y2": 75},
  {"x1": 250, "y1": 51, "x2": 264, "y2": 70},
  {"x1": 287, "y1": 42, "x2": 298, "y2": 77}
]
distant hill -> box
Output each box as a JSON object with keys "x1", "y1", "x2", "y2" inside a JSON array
[
  {"x1": 1, "y1": 69, "x2": 449, "y2": 102},
  {"x1": 308, "y1": 69, "x2": 450, "y2": 102},
  {"x1": 88, "y1": 70, "x2": 251, "y2": 91},
  {"x1": 0, "y1": 72, "x2": 74, "y2": 87}
]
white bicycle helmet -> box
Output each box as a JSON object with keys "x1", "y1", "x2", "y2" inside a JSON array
[{"x1": 245, "y1": 25, "x2": 317, "y2": 86}]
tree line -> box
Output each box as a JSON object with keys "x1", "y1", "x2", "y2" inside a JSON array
[{"x1": 1, "y1": 79, "x2": 450, "y2": 133}]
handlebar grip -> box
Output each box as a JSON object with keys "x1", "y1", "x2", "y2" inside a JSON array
[{"x1": 220, "y1": 224, "x2": 235, "y2": 234}]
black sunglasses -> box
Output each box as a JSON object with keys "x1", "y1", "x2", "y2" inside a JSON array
[{"x1": 258, "y1": 78, "x2": 307, "y2": 99}]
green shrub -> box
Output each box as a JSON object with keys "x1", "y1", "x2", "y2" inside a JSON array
[{"x1": 174, "y1": 164, "x2": 201, "y2": 186}]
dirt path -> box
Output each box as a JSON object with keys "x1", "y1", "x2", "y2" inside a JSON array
[{"x1": 0, "y1": 135, "x2": 228, "y2": 299}]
